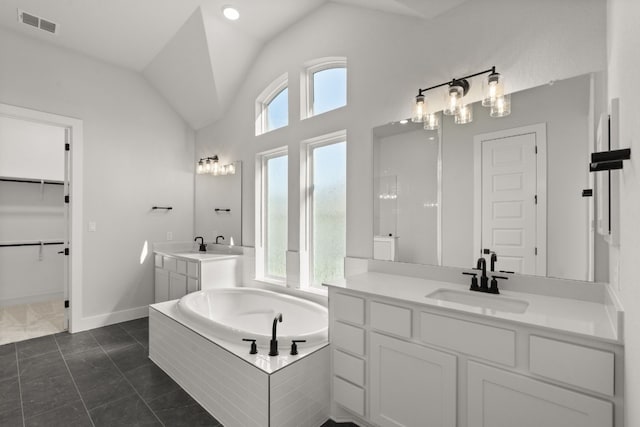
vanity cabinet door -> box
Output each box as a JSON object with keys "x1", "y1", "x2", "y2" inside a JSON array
[
  {"x1": 370, "y1": 333, "x2": 456, "y2": 427},
  {"x1": 467, "y1": 361, "x2": 612, "y2": 427},
  {"x1": 168, "y1": 272, "x2": 187, "y2": 301},
  {"x1": 154, "y1": 268, "x2": 169, "y2": 303}
]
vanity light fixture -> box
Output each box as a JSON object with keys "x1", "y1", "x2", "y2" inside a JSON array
[
  {"x1": 411, "y1": 66, "x2": 511, "y2": 130},
  {"x1": 196, "y1": 156, "x2": 237, "y2": 176}
]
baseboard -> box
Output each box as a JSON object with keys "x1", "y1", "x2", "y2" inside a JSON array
[
  {"x1": 0, "y1": 291, "x2": 64, "y2": 308},
  {"x1": 71, "y1": 305, "x2": 148, "y2": 333}
]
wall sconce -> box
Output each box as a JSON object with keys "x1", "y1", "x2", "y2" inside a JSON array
[
  {"x1": 411, "y1": 66, "x2": 511, "y2": 129},
  {"x1": 196, "y1": 155, "x2": 237, "y2": 176}
]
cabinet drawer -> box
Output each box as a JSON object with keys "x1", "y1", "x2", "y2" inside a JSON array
[
  {"x1": 420, "y1": 312, "x2": 515, "y2": 366},
  {"x1": 187, "y1": 261, "x2": 199, "y2": 278},
  {"x1": 371, "y1": 301, "x2": 411, "y2": 338},
  {"x1": 169, "y1": 272, "x2": 187, "y2": 300},
  {"x1": 529, "y1": 336, "x2": 614, "y2": 396},
  {"x1": 154, "y1": 254, "x2": 163, "y2": 268},
  {"x1": 333, "y1": 322, "x2": 365, "y2": 356},
  {"x1": 333, "y1": 376, "x2": 365, "y2": 417},
  {"x1": 333, "y1": 349, "x2": 365, "y2": 386},
  {"x1": 333, "y1": 293, "x2": 365, "y2": 325},
  {"x1": 176, "y1": 259, "x2": 187, "y2": 275},
  {"x1": 163, "y1": 256, "x2": 177, "y2": 272}
]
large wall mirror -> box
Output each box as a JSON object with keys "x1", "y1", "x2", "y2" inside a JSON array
[
  {"x1": 373, "y1": 72, "x2": 609, "y2": 282},
  {"x1": 195, "y1": 162, "x2": 242, "y2": 246}
]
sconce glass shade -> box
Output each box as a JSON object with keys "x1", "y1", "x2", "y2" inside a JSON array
[
  {"x1": 443, "y1": 85, "x2": 464, "y2": 116},
  {"x1": 203, "y1": 158, "x2": 213, "y2": 173},
  {"x1": 423, "y1": 112, "x2": 440, "y2": 130},
  {"x1": 196, "y1": 159, "x2": 205, "y2": 174},
  {"x1": 454, "y1": 104, "x2": 473, "y2": 124},
  {"x1": 210, "y1": 155, "x2": 220, "y2": 175},
  {"x1": 482, "y1": 72, "x2": 504, "y2": 107},
  {"x1": 490, "y1": 94, "x2": 511, "y2": 117},
  {"x1": 227, "y1": 162, "x2": 236, "y2": 175},
  {"x1": 411, "y1": 94, "x2": 427, "y2": 123}
]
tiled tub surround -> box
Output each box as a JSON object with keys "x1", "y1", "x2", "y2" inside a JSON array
[
  {"x1": 150, "y1": 298, "x2": 331, "y2": 427},
  {"x1": 326, "y1": 271, "x2": 624, "y2": 427}
]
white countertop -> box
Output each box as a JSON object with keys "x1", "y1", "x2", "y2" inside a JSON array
[
  {"x1": 154, "y1": 250, "x2": 241, "y2": 262},
  {"x1": 325, "y1": 272, "x2": 622, "y2": 344},
  {"x1": 150, "y1": 300, "x2": 328, "y2": 375}
]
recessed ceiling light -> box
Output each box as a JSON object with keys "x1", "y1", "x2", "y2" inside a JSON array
[
  {"x1": 399, "y1": 119, "x2": 409, "y2": 124},
  {"x1": 222, "y1": 6, "x2": 239, "y2": 21}
]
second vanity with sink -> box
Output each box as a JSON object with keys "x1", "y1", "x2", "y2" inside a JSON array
[{"x1": 326, "y1": 264, "x2": 624, "y2": 427}]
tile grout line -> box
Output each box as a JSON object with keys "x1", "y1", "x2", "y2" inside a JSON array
[
  {"x1": 95, "y1": 324, "x2": 166, "y2": 427},
  {"x1": 53, "y1": 334, "x2": 97, "y2": 427},
  {"x1": 14, "y1": 344, "x2": 26, "y2": 427}
]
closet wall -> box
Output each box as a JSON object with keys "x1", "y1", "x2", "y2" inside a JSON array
[{"x1": 0, "y1": 116, "x2": 66, "y2": 307}]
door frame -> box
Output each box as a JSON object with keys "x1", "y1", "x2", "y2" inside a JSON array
[
  {"x1": 0, "y1": 103, "x2": 83, "y2": 332},
  {"x1": 473, "y1": 123, "x2": 547, "y2": 275}
]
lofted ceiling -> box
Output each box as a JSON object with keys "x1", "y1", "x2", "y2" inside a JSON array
[{"x1": 0, "y1": 0, "x2": 469, "y2": 128}]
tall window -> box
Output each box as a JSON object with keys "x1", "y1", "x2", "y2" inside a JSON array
[
  {"x1": 303, "y1": 58, "x2": 347, "y2": 119},
  {"x1": 259, "y1": 150, "x2": 288, "y2": 281},
  {"x1": 304, "y1": 132, "x2": 347, "y2": 287},
  {"x1": 256, "y1": 73, "x2": 288, "y2": 135}
]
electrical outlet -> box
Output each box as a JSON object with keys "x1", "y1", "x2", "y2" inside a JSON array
[
  {"x1": 88, "y1": 221, "x2": 97, "y2": 232},
  {"x1": 166, "y1": 231, "x2": 173, "y2": 241}
]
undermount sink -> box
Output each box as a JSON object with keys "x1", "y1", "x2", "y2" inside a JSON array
[{"x1": 425, "y1": 288, "x2": 529, "y2": 314}]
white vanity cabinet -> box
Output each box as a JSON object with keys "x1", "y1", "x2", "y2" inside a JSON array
[
  {"x1": 154, "y1": 254, "x2": 199, "y2": 303},
  {"x1": 370, "y1": 332, "x2": 457, "y2": 427},
  {"x1": 328, "y1": 286, "x2": 622, "y2": 427}
]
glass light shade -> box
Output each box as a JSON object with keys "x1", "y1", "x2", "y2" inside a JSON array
[
  {"x1": 227, "y1": 163, "x2": 236, "y2": 175},
  {"x1": 423, "y1": 112, "x2": 440, "y2": 130},
  {"x1": 443, "y1": 86, "x2": 464, "y2": 116},
  {"x1": 203, "y1": 158, "x2": 212, "y2": 173},
  {"x1": 196, "y1": 159, "x2": 204, "y2": 174},
  {"x1": 490, "y1": 94, "x2": 511, "y2": 117},
  {"x1": 482, "y1": 72, "x2": 504, "y2": 107},
  {"x1": 454, "y1": 104, "x2": 473, "y2": 124},
  {"x1": 411, "y1": 95, "x2": 427, "y2": 123},
  {"x1": 211, "y1": 160, "x2": 220, "y2": 175},
  {"x1": 220, "y1": 165, "x2": 228, "y2": 175}
]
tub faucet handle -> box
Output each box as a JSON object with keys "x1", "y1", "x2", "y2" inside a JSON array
[
  {"x1": 290, "y1": 340, "x2": 306, "y2": 356},
  {"x1": 242, "y1": 338, "x2": 258, "y2": 355}
]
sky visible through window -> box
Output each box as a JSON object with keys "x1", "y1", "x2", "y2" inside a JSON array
[
  {"x1": 267, "y1": 88, "x2": 288, "y2": 131},
  {"x1": 313, "y1": 68, "x2": 346, "y2": 115}
]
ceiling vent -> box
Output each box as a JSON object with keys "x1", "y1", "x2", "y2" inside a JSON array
[{"x1": 17, "y1": 9, "x2": 58, "y2": 35}]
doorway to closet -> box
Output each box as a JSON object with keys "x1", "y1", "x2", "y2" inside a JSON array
[{"x1": 0, "y1": 113, "x2": 69, "y2": 345}]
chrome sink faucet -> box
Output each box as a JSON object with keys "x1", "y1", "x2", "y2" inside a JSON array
[{"x1": 194, "y1": 236, "x2": 206, "y2": 252}]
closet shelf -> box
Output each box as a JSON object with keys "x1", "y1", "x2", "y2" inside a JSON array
[{"x1": 0, "y1": 177, "x2": 64, "y2": 185}]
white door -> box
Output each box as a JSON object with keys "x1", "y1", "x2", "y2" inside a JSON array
[
  {"x1": 370, "y1": 333, "x2": 457, "y2": 427},
  {"x1": 474, "y1": 124, "x2": 546, "y2": 275},
  {"x1": 467, "y1": 361, "x2": 612, "y2": 427}
]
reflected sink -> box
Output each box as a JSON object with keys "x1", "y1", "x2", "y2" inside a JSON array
[{"x1": 425, "y1": 289, "x2": 529, "y2": 314}]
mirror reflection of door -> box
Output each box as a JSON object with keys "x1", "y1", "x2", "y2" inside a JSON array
[{"x1": 474, "y1": 124, "x2": 547, "y2": 275}]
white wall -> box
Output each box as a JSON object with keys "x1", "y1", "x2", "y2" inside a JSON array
[
  {"x1": 607, "y1": 0, "x2": 640, "y2": 425},
  {"x1": 0, "y1": 28, "x2": 195, "y2": 327},
  {"x1": 195, "y1": 0, "x2": 606, "y2": 280}
]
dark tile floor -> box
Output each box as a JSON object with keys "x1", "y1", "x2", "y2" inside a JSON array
[
  {"x1": 0, "y1": 317, "x2": 356, "y2": 427},
  {"x1": 0, "y1": 317, "x2": 220, "y2": 427}
]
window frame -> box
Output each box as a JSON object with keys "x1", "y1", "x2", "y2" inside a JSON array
[
  {"x1": 300, "y1": 130, "x2": 347, "y2": 289},
  {"x1": 256, "y1": 147, "x2": 289, "y2": 285},
  {"x1": 301, "y1": 57, "x2": 347, "y2": 119},
  {"x1": 255, "y1": 73, "x2": 288, "y2": 136}
]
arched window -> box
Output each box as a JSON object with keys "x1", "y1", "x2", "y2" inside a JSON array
[
  {"x1": 255, "y1": 73, "x2": 288, "y2": 135},
  {"x1": 303, "y1": 57, "x2": 347, "y2": 118}
]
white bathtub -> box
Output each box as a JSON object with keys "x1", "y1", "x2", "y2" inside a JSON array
[{"x1": 176, "y1": 287, "x2": 328, "y2": 348}]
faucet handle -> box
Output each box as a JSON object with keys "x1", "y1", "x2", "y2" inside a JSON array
[
  {"x1": 290, "y1": 340, "x2": 306, "y2": 356},
  {"x1": 462, "y1": 272, "x2": 480, "y2": 291},
  {"x1": 488, "y1": 275, "x2": 508, "y2": 294},
  {"x1": 242, "y1": 338, "x2": 258, "y2": 354}
]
